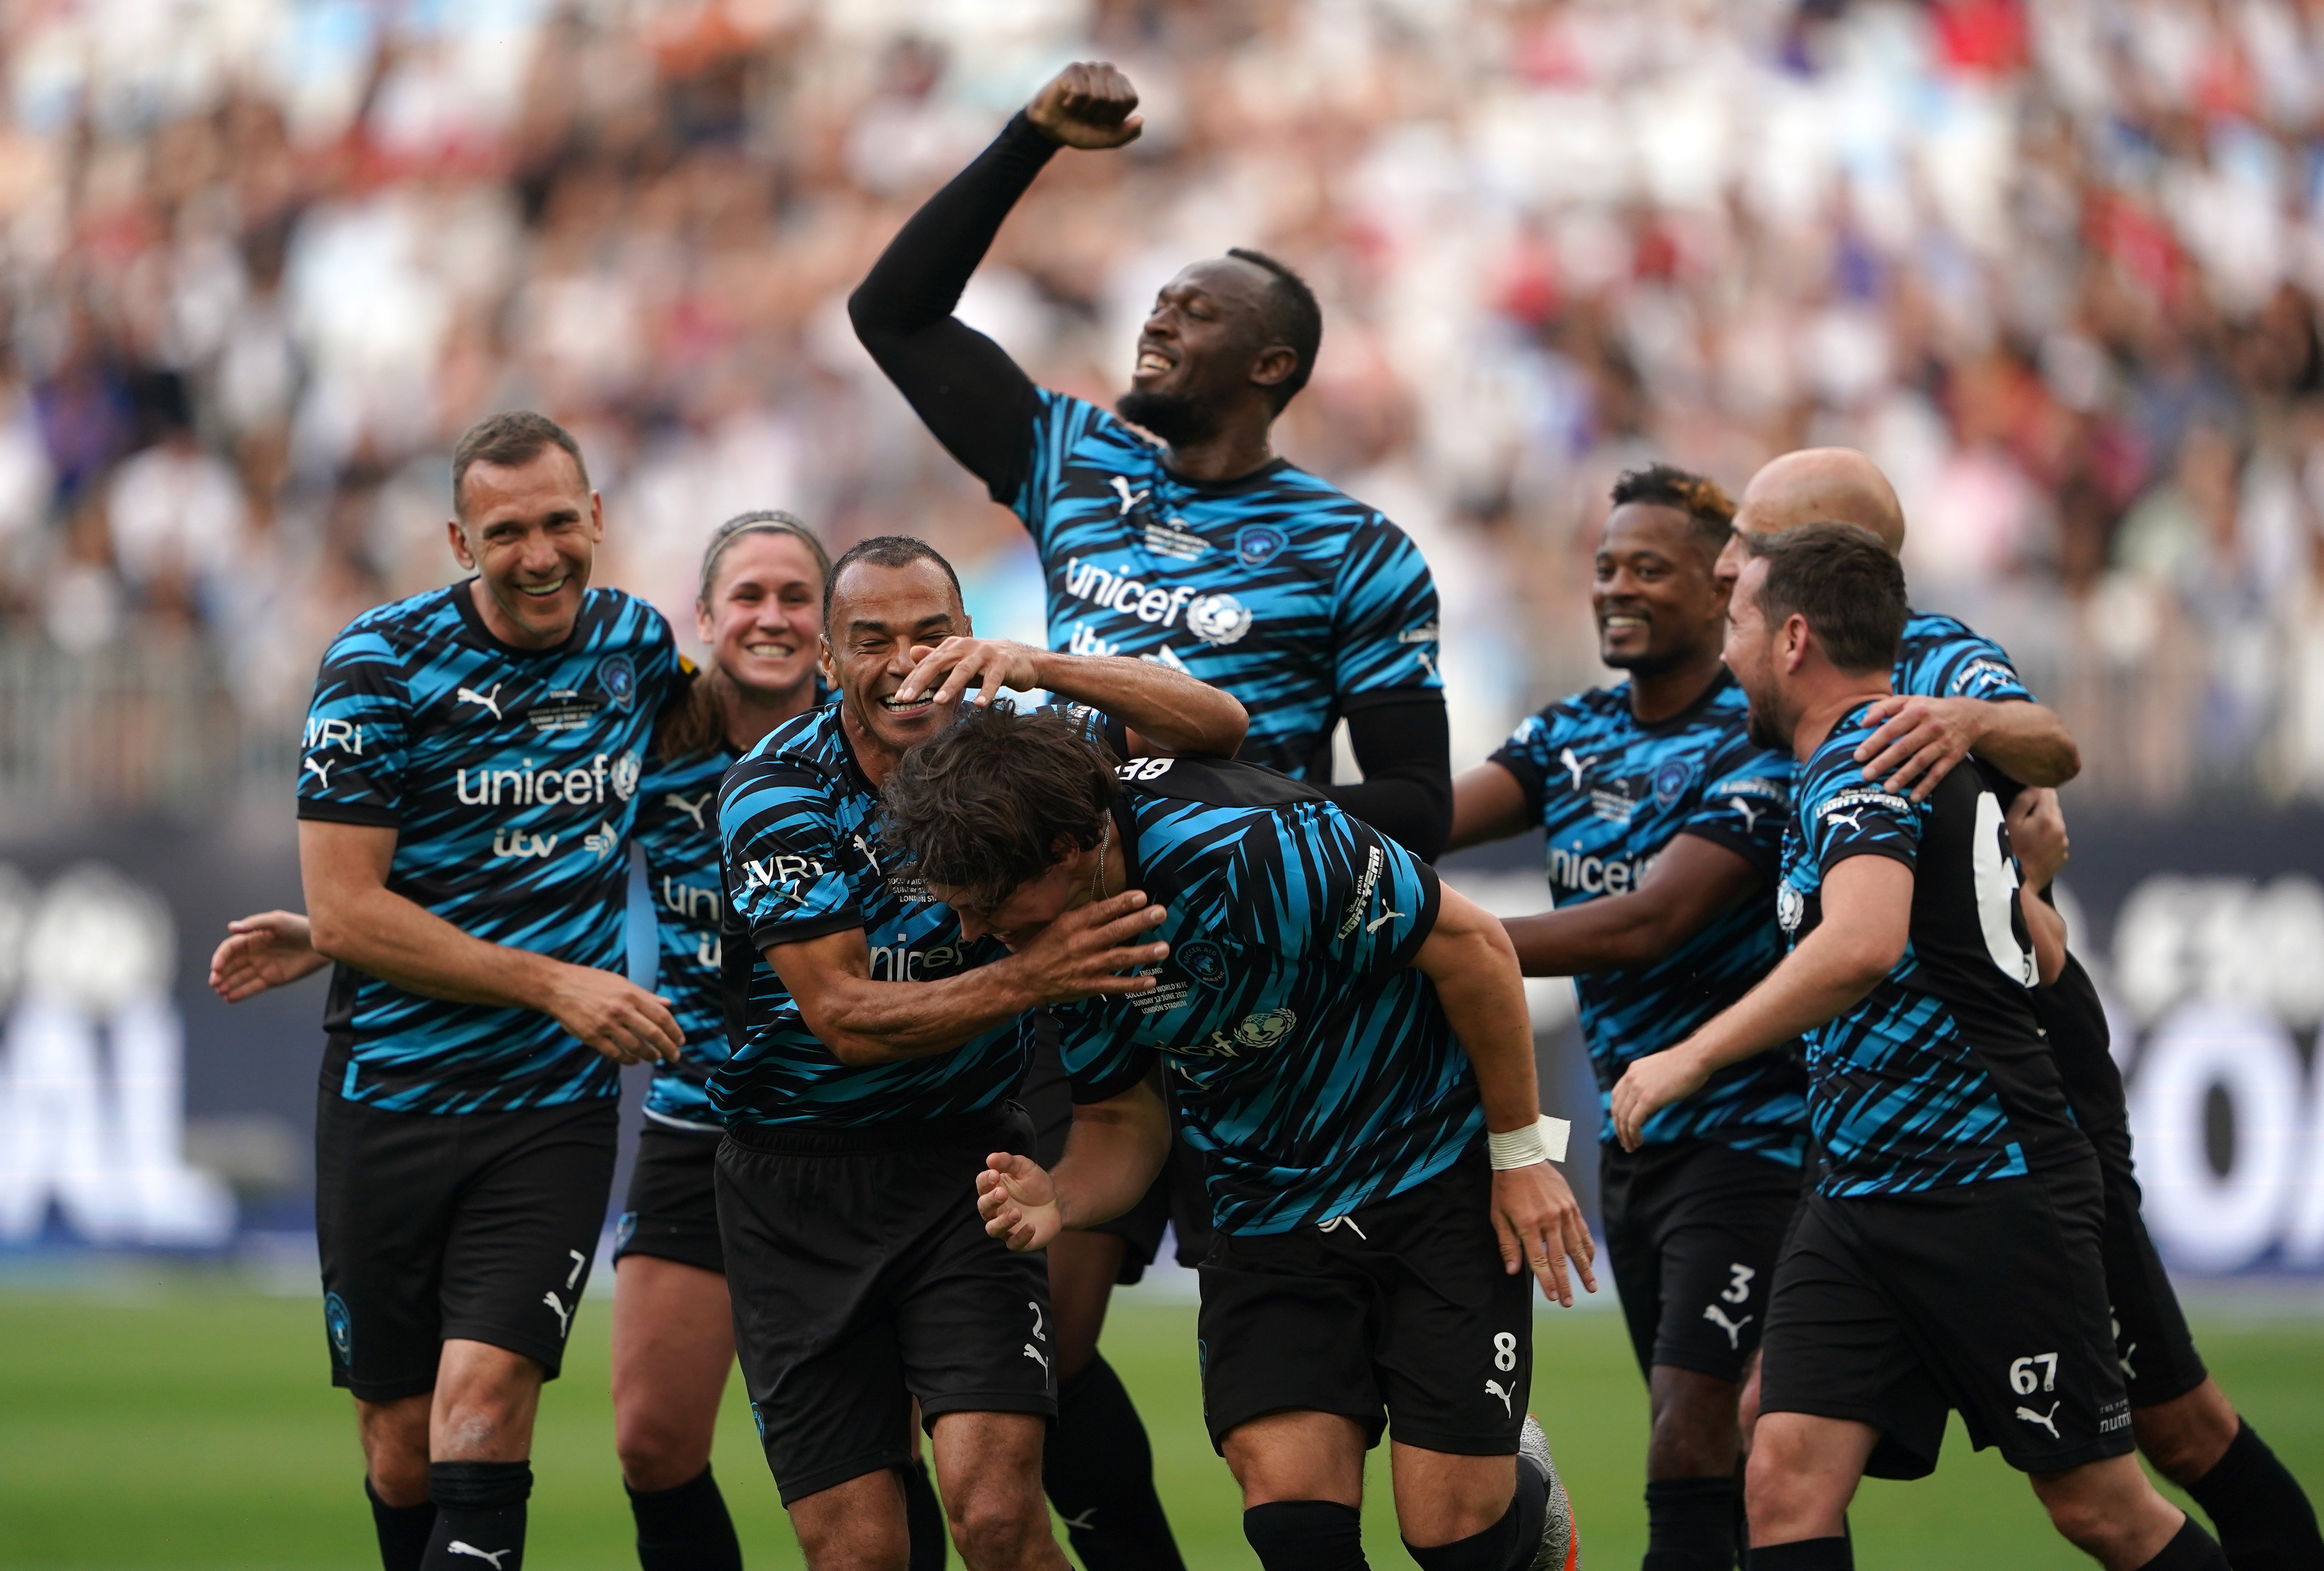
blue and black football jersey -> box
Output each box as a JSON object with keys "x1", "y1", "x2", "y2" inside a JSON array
[
  {"x1": 634, "y1": 679, "x2": 836, "y2": 1130},
  {"x1": 1780, "y1": 704, "x2": 2087, "y2": 1198},
  {"x1": 1490, "y1": 671, "x2": 1805, "y2": 1163},
  {"x1": 1012, "y1": 391, "x2": 1441, "y2": 781},
  {"x1": 634, "y1": 738, "x2": 738, "y2": 1130},
  {"x1": 1056, "y1": 756, "x2": 1481, "y2": 1235},
  {"x1": 714, "y1": 702, "x2": 1117, "y2": 1127},
  {"x1": 297, "y1": 583, "x2": 679, "y2": 1114},
  {"x1": 1895, "y1": 610, "x2": 2036, "y2": 705}
]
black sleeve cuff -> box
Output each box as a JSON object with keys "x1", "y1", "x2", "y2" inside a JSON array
[
  {"x1": 1485, "y1": 745, "x2": 1548, "y2": 821},
  {"x1": 1818, "y1": 842, "x2": 1917, "y2": 881},
  {"x1": 1679, "y1": 823, "x2": 1781, "y2": 877},
  {"x1": 1381, "y1": 860, "x2": 1442, "y2": 973},
  {"x1": 296, "y1": 799, "x2": 400, "y2": 828},
  {"x1": 1069, "y1": 1047, "x2": 1159, "y2": 1105}
]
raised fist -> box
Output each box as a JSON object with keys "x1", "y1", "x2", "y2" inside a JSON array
[{"x1": 1027, "y1": 61, "x2": 1142, "y2": 151}]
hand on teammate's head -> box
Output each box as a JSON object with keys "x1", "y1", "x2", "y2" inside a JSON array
[{"x1": 1027, "y1": 61, "x2": 1143, "y2": 150}]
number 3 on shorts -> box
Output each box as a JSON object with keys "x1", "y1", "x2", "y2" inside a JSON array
[{"x1": 1492, "y1": 1331, "x2": 1518, "y2": 1372}]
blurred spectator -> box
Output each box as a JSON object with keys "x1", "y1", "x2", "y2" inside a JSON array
[{"x1": 5, "y1": 0, "x2": 2324, "y2": 812}]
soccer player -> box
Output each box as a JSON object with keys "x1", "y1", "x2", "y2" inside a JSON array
[
  {"x1": 849, "y1": 63, "x2": 1452, "y2": 1561},
  {"x1": 1448, "y1": 464, "x2": 1801, "y2": 1571},
  {"x1": 1611, "y1": 524, "x2": 2229, "y2": 1571},
  {"x1": 1734, "y1": 450, "x2": 2324, "y2": 1567},
  {"x1": 298, "y1": 411, "x2": 682, "y2": 1571},
  {"x1": 712, "y1": 536, "x2": 1246, "y2": 1571},
  {"x1": 878, "y1": 703, "x2": 1595, "y2": 1571}
]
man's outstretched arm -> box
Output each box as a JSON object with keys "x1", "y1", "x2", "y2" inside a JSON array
[
  {"x1": 848, "y1": 63, "x2": 1141, "y2": 501},
  {"x1": 1608, "y1": 853, "x2": 1911, "y2": 1147}
]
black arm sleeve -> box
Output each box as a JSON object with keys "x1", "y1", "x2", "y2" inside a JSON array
[
  {"x1": 1322, "y1": 693, "x2": 1453, "y2": 863},
  {"x1": 847, "y1": 113, "x2": 1058, "y2": 504}
]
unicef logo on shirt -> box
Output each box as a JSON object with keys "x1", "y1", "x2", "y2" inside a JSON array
[
  {"x1": 1777, "y1": 881, "x2": 1805, "y2": 934},
  {"x1": 1187, "y1": 594, "x2": 1255, "y2": 646},
  {"x1": 1652, "y1": 758, "x2": 1695, "y2": 808},
  {"x1": 1232, "y1": 1007, "x2": 1297, "y2": 1051},
  {"x1": 324, "y1": 1292, "x2": 353, "y2": 1366},
  {"x1": 1179, "y1": 940, "x2": 1228, "y2": 986},
  {"x1": 611, "y1": 750, "x2": 642, "y2": 801},
  {"x1": 1235, "y1": 526, "x2": 1288, "y2": 568},
  {"x1": 599, "y1": 655, "x2": 637, "y2": 710}
]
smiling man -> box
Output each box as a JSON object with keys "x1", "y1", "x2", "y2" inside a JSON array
[
  {"x1": 1445, "y1": 465, "x2": 1802, "y2": 1571},
  {"x1": 295, "y1": 411, "x2": 684, "y2": 1571},
  {"x1": 1610, "y1": 525, "x2": 2225, "y2": 1571},
  {"x1": 708, "y1": 536, "x2": 1245, "y2": 1571},
  {"x1": 848, "y1": 64, "x2": 1452, "y2": 1562}
]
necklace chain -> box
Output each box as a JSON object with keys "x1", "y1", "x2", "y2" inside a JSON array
[{"x1": 1092, "y1": 815, "x2": 1112, "y2": 903}]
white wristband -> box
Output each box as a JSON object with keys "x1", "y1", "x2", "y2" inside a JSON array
[{"x1": 1487, "y1": 1115, "x2": 1571, "y2": 1169}]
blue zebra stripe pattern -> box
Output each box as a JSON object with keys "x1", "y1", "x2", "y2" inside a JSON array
[
  {"x1": 1056, "y1": 754, "x2": 1482, "y2": 1236},
  {"x1": 296, "y1": 583, "x2": 679, "y2": 1113},
  {"x1": 1489, "y1": 670, "x2": 1805, "y2": 1164},
  {"x1": 1013, "y1": 389, "x2": 1441, "y2": 781}
]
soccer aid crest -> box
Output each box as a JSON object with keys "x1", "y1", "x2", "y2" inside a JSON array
[
  {"x1": 598, "y1": 655, "x2": 637, "y2": 710},
  {"x1": 325, "y1": 1292, "x2": 353, "y2": 1365},
  {"x1": 1187, "y1": 594, "x2": 1254, "y2": 646},
  {"x1": 1777, "y1": 881, "x2": 1805, "y2": 934},
  {"x1": 1178, "y1": 940, "x2": 1228, "y2": 986},
  {"x1": 1652, "y1": 758, "x2": 1695, "y2": 808},
  {"x1": 1235, "y1": 526, "x2": 1288, "y2": 568}
]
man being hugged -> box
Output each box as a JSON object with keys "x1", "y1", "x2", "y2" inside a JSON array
[
  {"x1": 1611, "y1": 524, "x2": 2228, "y2": 1571},
  {"x1": 711, "y1": 537, "x2": 1245, "y2": 1571},
  {"x1": 881, "y1": 706, "x2": 1596, "y2": 1571}
]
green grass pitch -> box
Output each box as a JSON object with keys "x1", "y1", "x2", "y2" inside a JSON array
[{"x1": 4, "y1": 1282, "x2": 2321, "y2": 1569}]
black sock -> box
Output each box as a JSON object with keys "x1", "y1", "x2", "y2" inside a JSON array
[
  {"x1": 366, "y1": 1477, "x2": 437, "y2": 1571},
  {"x1": 899, "y1": 1455, "x2": 947, "y2": 1571},
  {"x1": 2186, "y1": 1421, "x2": 2324, "y2": 1571},
  {"x1": 1643, "y1": 1476, "x2": 1738, "y2": 1571},
  {"x1": 1043, "y1": 1354, "x2": 1185, "y2": 1571},
  {"x1": 421, "y1": 1460, "x2": 530, "y2": 1571},
  {"x1": 1747, "y1": 1539, "x2": 1852, "y2": 1570},
  {"x1": 1244, "y1": 1500, "x2": 1369, "y2": 1571},
  {"x1": 626, "y1": 1464, "x2": 741, "y2": 1571},
  {"x1": 1403, "y1": 1467, "x2": 1544, "y2": 1571},
  {"x1": 2136, "y1": 1516, "x2": 2233, "y2": 1571}
]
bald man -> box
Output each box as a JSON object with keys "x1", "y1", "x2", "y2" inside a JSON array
[{"x1": 1728, "y1": 449, "x2": 2323, "y2": 1571}]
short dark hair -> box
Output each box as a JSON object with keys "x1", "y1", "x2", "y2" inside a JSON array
[
  {"x1": 824, "y1": 535, "x2": 964, "y2": 629},
  {"x1": 1227, "y1": 247, "x2": 1322, "y2": 411},
  {"x1": 1742, "y1": 522, "x2": 1907, "y2": 676},
  {"x1": 881, "y1": 703, "x2": 1118, "y2": 911},
  {"x1": 1610, "y1": 463, "x2": 1735, "y2": 555},
  {"x1": 451, "y1": 411, "x2": 588, "y2": 518}
]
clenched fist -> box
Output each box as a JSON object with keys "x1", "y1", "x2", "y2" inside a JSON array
[{"x1": 1027, "y1": 62, "x2": 1142, "y2": 150}]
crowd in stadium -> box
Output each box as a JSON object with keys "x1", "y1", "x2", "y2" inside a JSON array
[{"x1": 2, "y1": 0, "x2": 2323, "y2": 803}]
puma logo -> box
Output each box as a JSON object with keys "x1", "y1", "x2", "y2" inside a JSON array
[
  {"x1": 1484, "y1": 1378, "x2": 1514, "y2": 1418},
  {"x1": 1022, "y1": 1342, "x2": 1050, "y2": 1372},
  {"x1": 447, "y1": 1543, "x2": 510, "y2": 1568},
  {"x1": 1827, "y1": 809, "x2": 1866, "y2": 833},
  {"x1": 1365, "y1": 910, "x2": 1405, "y2": 934},
  {"x1": 1559, "y1": 747, "x2": 1593, "y2": 791},
  {"x1": 1730, "y1": 796, "x2": 1761, "y2": 833},
  {"x1": 1702, "y1": 1302, "x2": 1753, "y2": 1350},
  {"x1": 666, "y1": 792, "x2": 711, "y2": 831},
  {"x1": 2016, "y1": 1402, "x2": 2061, "y2": 1439},
  {"x1": 302, "y1": 756, "x2": 333, "y2": 789},
  {"x1": 1109, "y1": 476, "x2": 1150, "y2": 515},
  {"x1": 542, "y1": 1291, "x2": 571, "y2": 1338},
  {"x1": 1060, "y1": 1508, "x2": 1098, "y2": 1531},
  {"x1": 456, "y1": 684, "x2": 504, "y2": 720}
]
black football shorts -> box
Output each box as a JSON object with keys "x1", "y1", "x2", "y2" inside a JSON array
[
  {"x1": 613, "y1": 1120, "x2": 724, "y2": 1276},
  {"x1": 1195, "y1": 1150, "x2": 1535, "y2": 1458},
  {"x1": 2036, "y1": 958, "x2": 2208, "y2": 1408},
  {"x1": 715, "y1": 1105, "x2": 1056, "y2": 1505},
  {"x1": 1758, "y1": 1157, "x2": 2133, "y2": 1479},
  {"x1": 314, "y1": 1086, "x2": 618, "y2": 1402},
  {"x1": 1600, "y1": 1137, "x2": 1805, "y2": 1384}
]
